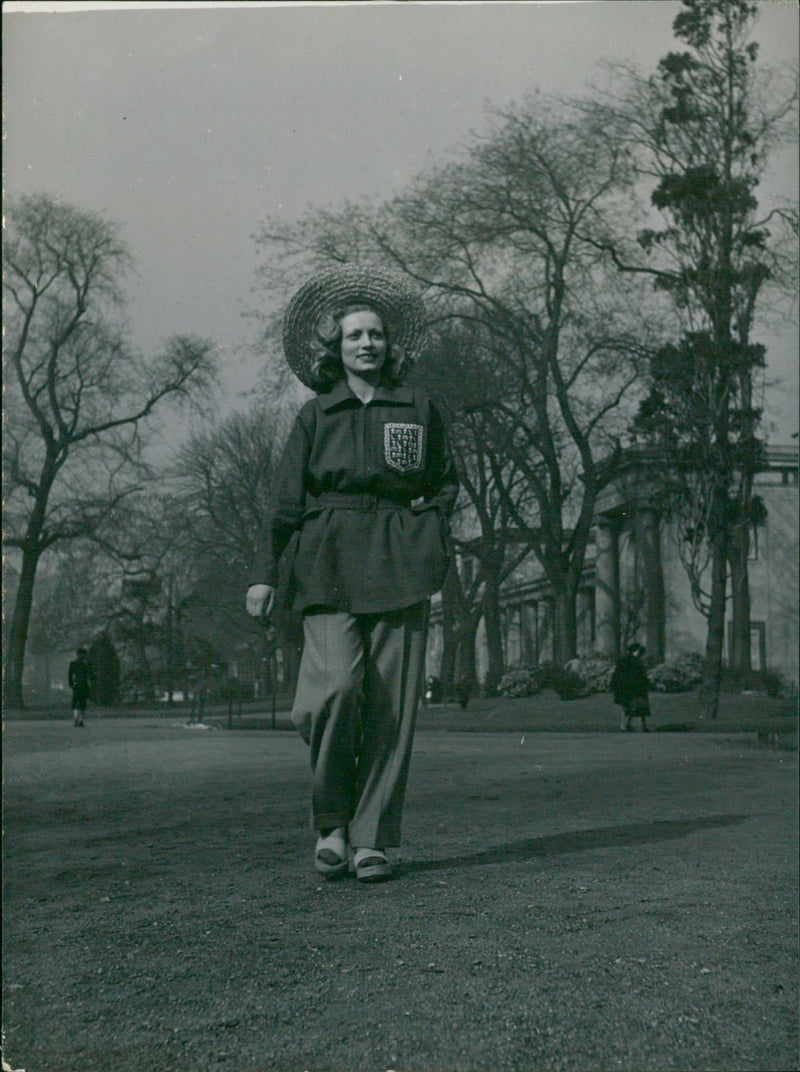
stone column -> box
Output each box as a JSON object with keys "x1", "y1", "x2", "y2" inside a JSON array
[
  {"x1": 537, "y1": 600, "x2": 553, "y2": 664},
  {"x1": 520, "y1": 603, "x2": 536, "y2": 666},
  {"x1": 594, "y1": 517, "x2": 620, "y2": 656},
  {"x1": 635, "y1": 506, "x2": 665, "y2": 663}
]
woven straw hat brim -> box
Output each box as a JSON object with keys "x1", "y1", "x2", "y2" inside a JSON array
[{"x1": 282, "y1": 264, "x2": 427, "y2": 388}]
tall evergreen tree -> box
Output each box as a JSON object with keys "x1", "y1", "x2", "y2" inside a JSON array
[{"x1": 594, "y1": 0, "x2": 797, "y2": 715}]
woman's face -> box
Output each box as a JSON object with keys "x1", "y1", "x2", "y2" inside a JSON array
[{"x1": 339, "y1": 309, "x2": 387, "y2": 382}]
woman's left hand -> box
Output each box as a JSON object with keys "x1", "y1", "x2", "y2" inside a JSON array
[{"x1": 246, "y1": 584, "x2": 275, "y2": 620}]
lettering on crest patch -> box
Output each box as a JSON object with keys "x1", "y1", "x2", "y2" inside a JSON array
[{"x1": 383, "y1": 423, "x2": 425, "y2": 473}]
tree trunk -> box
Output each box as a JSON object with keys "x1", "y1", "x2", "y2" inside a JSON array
[
  {"x1": 700, "y1": 529, "x2": 728, "y2": 720},
  {"x1": 454, "y1": 616, "x2": 479, "y2": 706},
  {"x1": 438, "y1": 565, "x2": 461, "y2": 696},
  {"x1": 3, "y1": 451, "x2": 59, "y2": 709},
  {"x1": 3, "y1": 544, "x2": 41, "y2": 708},
  {"x1": 728, "y1": 522, "x2": 752, "y2": 673},
  {"x1": 140, "y1": 648, "x2": 156, "y2": 703},
  {"x1": 635, "y1": 506, "x2": 666, "y2": 663},
  {"x1": 553, "y1": 586, "x2": 578, "y2": 668},
  {"x1": 481, "y1": 569, "x2": 505, "y2": 695},
  {"x1": 131, "y1": 614, "x2": 155, "y2": 703},
  {"x1": 456, "y1": 620, "x2": 478, "y2": 686}
]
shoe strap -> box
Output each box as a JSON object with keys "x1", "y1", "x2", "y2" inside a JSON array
[
  {"x1": 316, "y1": 829, "x2": 347, "y2": 854},
  {"x1": 352, "y1": 847, "x2": 387, "y2": 867}
]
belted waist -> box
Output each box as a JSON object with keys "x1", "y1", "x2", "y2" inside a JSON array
[{"x1": 304, "y1": 491, "x2": 414, "y2": 514}]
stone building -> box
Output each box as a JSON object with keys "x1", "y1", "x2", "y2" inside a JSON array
[{"x1": 428, "y1": 444, "x2": 799, "y2": 689}]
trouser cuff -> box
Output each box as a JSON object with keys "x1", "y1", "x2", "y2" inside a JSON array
[
  {"x1": 313, "y1": 811, "x2": 351, "y2": 832},
  {"x1": 349, "y1": 824, "x2": 401, "y2": 849}
]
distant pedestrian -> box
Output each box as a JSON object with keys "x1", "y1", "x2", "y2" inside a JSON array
[
  {"x1": 424, "y1": 676, "x2": 442, "y2": 705},
  {"x1": 68, "y1": 647, "x2": 94, "y2": 727},
  {"x1": 455, "y1": 678, "x2": 474, "y2": 710},
  {"x1": 246, "y1": 264, "x2": 458, "y2": 883},
  {"x1": 611, "y1": 643, "x2": 651, "y2": 732},
  {"x1": 187, "y1": 671, "x2": 207, "y2": 725}
]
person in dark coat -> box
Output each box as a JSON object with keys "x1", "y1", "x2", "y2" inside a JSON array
[
  {"x1": 246, "y1": 265, "x2": 459, "y2": 883},
  {"x1": 611, "y1": 643, "x2": 651, "y2": 732},
  {"x1": 68, "y1": 646, "x2": 94, "y2": 727}
]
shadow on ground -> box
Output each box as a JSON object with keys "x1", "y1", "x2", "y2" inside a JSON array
[{"x1": 401, "y1": 813, "x2": 748, "y2": 875}]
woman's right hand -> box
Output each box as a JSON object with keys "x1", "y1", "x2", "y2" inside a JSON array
[{"x1": 246, "y1": 584, "x2": 275, "y2": 621}]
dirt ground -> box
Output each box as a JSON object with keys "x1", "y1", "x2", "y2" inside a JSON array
[{"x1": 2, "y1": 712, "x2": 798, "y2": 1072}]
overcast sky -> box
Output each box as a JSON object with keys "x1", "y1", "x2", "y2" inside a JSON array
[{"x1": 4, "y1": 1, "x2": 798, "y2": 440}]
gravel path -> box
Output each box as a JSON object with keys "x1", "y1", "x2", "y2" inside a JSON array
[{"x1": 3, "y1": 718, "x2": 797, "y2": 1071}]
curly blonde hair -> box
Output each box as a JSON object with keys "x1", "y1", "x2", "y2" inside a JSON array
[{"x1": 308, "y1": 303, "x2": 412, "y2": 391}]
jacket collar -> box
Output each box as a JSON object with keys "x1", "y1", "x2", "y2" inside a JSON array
[{"x1": 318, "y1": 380, "x2": 414, "y2": 412}]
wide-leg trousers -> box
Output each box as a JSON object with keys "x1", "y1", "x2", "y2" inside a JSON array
[{"x1": 290, "y1": 601, "x2": 429, "y2": 849}]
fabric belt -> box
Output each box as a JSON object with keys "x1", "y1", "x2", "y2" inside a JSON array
[{"x1": 305, "y1": 492, "x2": 414, "y2": 514}]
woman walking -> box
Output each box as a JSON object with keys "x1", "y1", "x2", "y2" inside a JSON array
[
  {"x1": 246, "y1": 265, "x2": 458, "y2": 883},
  {"x1": 68, "y1": 646, "x2": 94, "y2": 727},
  {"x1": 611, "y1": 643, "x2": 651, "y2": 732}
]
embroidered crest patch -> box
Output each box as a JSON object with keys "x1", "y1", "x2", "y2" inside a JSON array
[{"x1": 383, "y1": 422, "x2": 425, "y2": 474}]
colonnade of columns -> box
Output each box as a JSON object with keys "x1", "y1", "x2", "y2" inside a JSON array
[
  {"x1": 594, "y1": 506, "x2": 665, "y2": 662},
  {"x1": 595, "y1": 518, "x2": 620, "y2": 657}
]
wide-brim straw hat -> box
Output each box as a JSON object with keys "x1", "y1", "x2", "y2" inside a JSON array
[{"x1": 282, "y1": 263, "x2": 427, "y2": 388}]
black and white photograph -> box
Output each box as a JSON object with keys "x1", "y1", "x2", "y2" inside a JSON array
[{"x1": 3, "y1": 2, "x2": 798, "y2": 1070}]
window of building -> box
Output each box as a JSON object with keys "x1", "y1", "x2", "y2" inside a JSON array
[
  {"x1": 503, "y1": 608, "x2": 522, "y2": 666},
  {"x1": 520, "y1": 604, "x2": 537, "y2": 665},
  {"x1": 748, "y1": 524, "x2": 759, "y2": 561},
  {"x1": 750, "y1": 622, "x2": 766, "y2": 672},
  {"x1": 726, "y1": 621, "x2": 766, "y2": 671}
]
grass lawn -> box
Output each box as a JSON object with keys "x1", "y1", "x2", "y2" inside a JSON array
[
  {"x1": 4, "y1": 687, "x2": 797, "y2": 739},
  {"x1": 416, "y1": 688, "x2": 798, "y2": 735}
]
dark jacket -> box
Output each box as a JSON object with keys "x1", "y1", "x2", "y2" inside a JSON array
[
  {"x1": 610, "y1": 654, "x2": 649, "y2": 706},
  {"x1": 68, "y1": 658, "x2": 93, "y2": 700},
  {"x1": 253, "y1": 381, "x2": 459, "y2": 614}
]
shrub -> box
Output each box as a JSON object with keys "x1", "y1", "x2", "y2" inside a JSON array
[
  {"x1": 556, "y1": 667, "x2": 590, "y2": 701},
  {"x1": 88, "y1": 630, "x2": 121, "y2": 706},
  {"x1": 720, "y1": 667, "x2": 761, "y2": 693},
  {"x1": 647, "y1": 651, "x2": 704, "y2": 693},
  {"x1": 497, "y1": 668, "x2": 541, "y2": 698},
  {"x1": 226, "y1": 679, "x2": 256, "y2": 701},
  {"x1": 721, "y1": 666, "x2": 790, "y2": 697},
  {"x1": 498, "y1": 658, "x2": 619, "y2": 700},
  {"x1": 763, "y1": 668, "x2": 788, "y2": 698},
  {"x1": 533, "y1": 663, "x2": 560, "y2": 690},
  {"x1": 563, "y1": 654, "x2": 615, "y2": 695}
]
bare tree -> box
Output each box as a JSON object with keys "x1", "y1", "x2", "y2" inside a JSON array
[
  {"x1": 252, "y1": 101, "x2": 655, "y2": 671},
  {"x1": 374, "y1": 101, "x2": 654, "y2": 665},
  {"x1": 172, "y1": 403, "x2": 303, "y2": 695},
  {"x1": 3, "y1": 194, "x2": 217, "y2": 706},
  {"x1": 175, "y1": 405, "x2": 281, "y2": 572},
  {"x1": 26, "y1": 545, "x2": 118, "y2": 659},
  {"x1": 416, "y1": 325, "x2": 536, "y2": 693}
]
